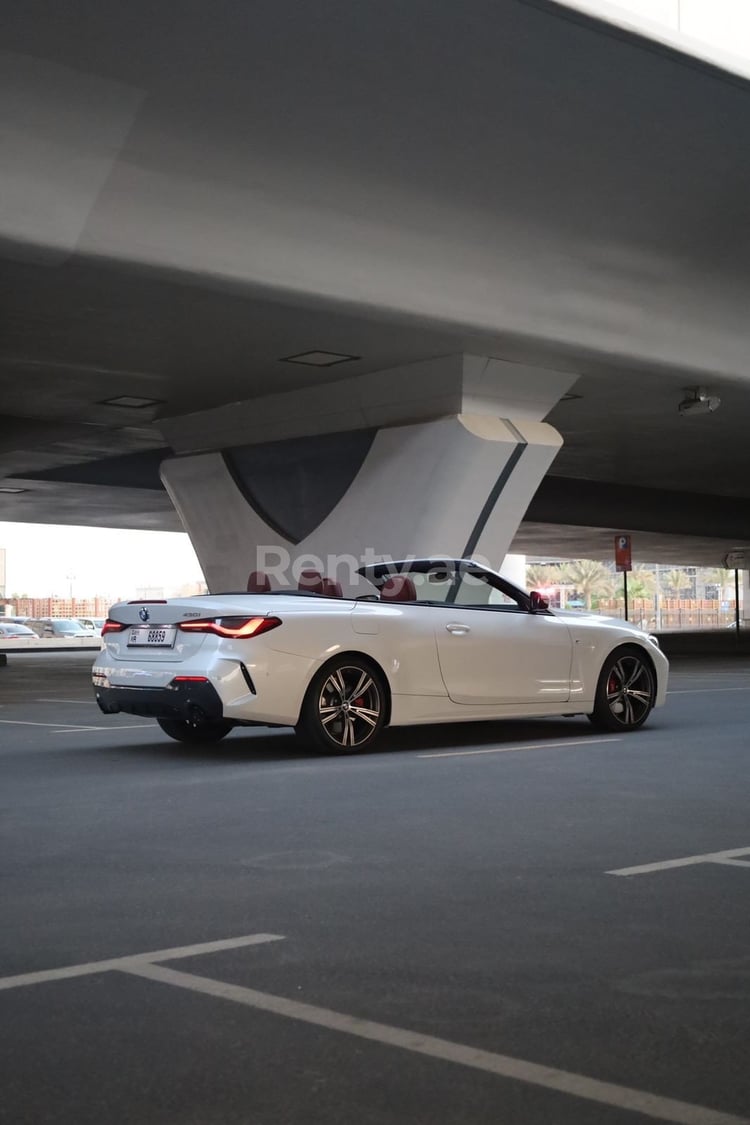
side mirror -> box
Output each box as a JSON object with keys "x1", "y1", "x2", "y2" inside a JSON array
[{"x1": 529, "y1": 590, "x2": 549, "y2": 613}]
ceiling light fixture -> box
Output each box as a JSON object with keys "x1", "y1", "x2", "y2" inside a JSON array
[
  {"x1": 281, "y1": 351, "x2": 360, "y2": 368},
  {"x1": 677, "y1": 386, "x2": 721, "y2": 416},
  {"x1": 99, "y1": 395, "x2": 164, "y2": 409}
]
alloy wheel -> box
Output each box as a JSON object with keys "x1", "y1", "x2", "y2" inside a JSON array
[
  {"x1": 605, "y1": 654, "x2": 654, "y2": 726},
  {"x1": 317, "y1": 665, "x2": 382, "y2": 749}
]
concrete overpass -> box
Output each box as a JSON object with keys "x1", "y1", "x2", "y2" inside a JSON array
[{"x1": 2, "y1": 0, "x2": 750, "y2": 579}]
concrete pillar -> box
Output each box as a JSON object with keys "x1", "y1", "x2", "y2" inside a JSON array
[
  {"x1": 500, "y1": 553, "x2": 527, "y2": 587},
  {"x1": 158, "y1": 355, "x2": 576, "y2": 592}
]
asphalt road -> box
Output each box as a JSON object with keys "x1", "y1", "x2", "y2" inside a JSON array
[{"x1": 1, "y1": 651, "x2": 749, "y2": 1125}]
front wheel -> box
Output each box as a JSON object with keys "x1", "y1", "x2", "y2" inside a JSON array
[
  {"x1": 157, "y1": 717, "x2": 234, "y2": 744},
  {"x1": 296, "y1": 657, "x2": 387, "y2": 754},
  {"x1": 588, "y1": 646, "x2": 656, "y2": 732}
]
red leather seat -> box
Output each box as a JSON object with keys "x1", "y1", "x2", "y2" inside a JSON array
[
  {"x1": 247, "y1": 571, "x2": 272, "y2": 593},
  {"x1": 380, "y1": 575, "x2": 417, "y2": 602},
  {"x1": 320, "y1": 578, "x2": 343, "y2": 598},
  {"x1": 298, "y1": 569, "x2": 324, "y2": 593}
]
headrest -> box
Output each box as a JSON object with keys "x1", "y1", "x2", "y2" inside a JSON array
[
  {"x1": 320, "y1": 578, "x2": 343, "y2": 598},
  {"x1": 247, "y1": 570, "x2": 272, "y2": 593},
  {"x1": 380, "y1": 575, "x2": 417, "y2": 602},
  {"x1": 298, "y1": 569, "x2": 324, "y2": 593}
]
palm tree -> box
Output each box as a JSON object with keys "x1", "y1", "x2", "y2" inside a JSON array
[
  {"x1": 628, "y1": 565, "x2": 656, "y2": 600},
  {"x1": 560, "y1": 559, "x2": 614, "y2": 611},
  {"x1": 525, "y1": 563, "x2": 563, "y2": 590},
  {"x1": 661, "y1": 569, "x2": 689, "y2": 598}
]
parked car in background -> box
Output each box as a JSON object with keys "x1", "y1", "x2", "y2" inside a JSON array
[
  {"x1": 77, "y1": 618, "x2": 106, "y2": 633},
  {"x1": 28, "y1": 618, "x2": 96, "y2": 638},
  {"x1": 0, "y1": 622, "x2": 37, "y2": 638}
]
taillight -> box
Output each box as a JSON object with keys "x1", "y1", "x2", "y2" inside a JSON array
[
  {"x1": 102, "y1": 620, "x2": 126, "y2": 635},
  {"x1": 177, "y1": 616, "x2": 282, "y2": 639}
]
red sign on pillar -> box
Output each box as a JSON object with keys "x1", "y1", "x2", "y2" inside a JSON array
[{"x1": 614, "y1": 535, "x2": 632, "y2": 573}]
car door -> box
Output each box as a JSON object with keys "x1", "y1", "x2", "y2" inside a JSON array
[{"x1": 431, "y1": 573, "x2": 573, "y2": 706}]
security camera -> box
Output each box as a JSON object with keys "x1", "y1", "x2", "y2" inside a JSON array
[{"x1": 678, "y1": 387, "x2": 721, "y2": 416}]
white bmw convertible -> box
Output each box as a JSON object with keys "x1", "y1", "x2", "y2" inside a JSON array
[{"x1": 93, "y1": 558, "x2": 668, "y2": 752}]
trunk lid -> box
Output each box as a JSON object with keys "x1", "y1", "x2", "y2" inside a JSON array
[{"x1": 105, "y1": 595, "x2": 285, "y2": 663}]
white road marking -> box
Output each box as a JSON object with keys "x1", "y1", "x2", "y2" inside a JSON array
[
  {"x1": 52, "y1": 723, "x2": 156, "y2": 733},
  {"x1": 711, "y1": 858, "x2": 750, "y2": 868},
  {"x1": 122, "y1": 961, "x2": 750, "y2": 1125},
  {"x1": 1, "y1": 930, "x2": 747, "y2": 1122},
  {"x1": 0, "y1": 718, "x2": 156, "y2": 733},
  {"x1": 112, "y1": 723, "x2": 157, "y2": 730},
  {"x1": 52, "y1": 727, "x2": 109, "y2": 734},
  {"x1": 608, "y1": 847, "x2": 750, "y2": 877},
  {"x1": 667, "y1": 687, "x2": 749, "y2": 695},
  {"x1": 674, "y1": 666, "x2": 750, "y2": 675},
  {"x1": 0, "y1": 719, "x2": 103, "y2": 730},
  {"x1": 0, "y1": 933, "x2": 284, "y2": 993},
  {"x1": 37, "y1": 698, "x2": 98, "y2": 704},
  {"x1": 420, "y1": 737, "x2": 620, "y2": 759}
]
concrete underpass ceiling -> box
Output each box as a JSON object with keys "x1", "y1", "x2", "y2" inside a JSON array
[{"x1": 2, "y1": 0, "x2": 750, "y2": 562}]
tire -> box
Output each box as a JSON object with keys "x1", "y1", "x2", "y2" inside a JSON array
[
  {"x1": 156, "y1": 717, "x2": 234, "y2": 744},
  {"x1": 296, "y1": 657, "x2": 387, "y2": 754},
  {"x1": 588, "y1": 645, "x2": 656, "y2": 732}
]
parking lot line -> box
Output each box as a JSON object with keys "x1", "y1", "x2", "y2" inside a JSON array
[
  {"x1": 607, "y1": 846, "x2": 750, "y2": 877},
  {"x1": 51, "y1": 727, "x2": 109, "y2": 733},
  {"x1": 0, "y1": 933, "x2": 284, "y2": 993},
  {"x1": 122, "y1": 961, "x2": 750, "y2": 1125},
  {"x1": 666, "y1": 687, "x2": 749, "y2": 695},
  {"x1": 420, "y1": 737, "x2": 620, "y2": 759},
  {"x1": 0, "y1": 718, "x2": 155, "y2": 733},
  {"x1": 37, "y1": 698, "x2": 99, "y2": 704},
  {"x1": 51, "y1": 723, "x2": 156, "y2": 733},
  {"x1": 0, "y1": 719, "x2": 104, "y2": 730},
  {"x1": 670, "y1": 671, "x2": 749, "y2": 676}
]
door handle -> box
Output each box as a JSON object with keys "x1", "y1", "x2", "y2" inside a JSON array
[{"x1": 445, "y1": 623, "x2": 471, "y2": 635}]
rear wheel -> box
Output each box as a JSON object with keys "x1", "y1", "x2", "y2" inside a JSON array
[
  {"x1": 156, "y1": 717, "x2": 233, "y2": 744},
  {"x1": 296, "y1": 657, "x2": 387, "y2": 754},
  {"x1": 588, "y1": 646, "x2": 656, "y2": 732}
]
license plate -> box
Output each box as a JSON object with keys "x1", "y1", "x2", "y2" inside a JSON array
[{"x1": 127, "y1": 627, "x2": 176, "y2": 648}]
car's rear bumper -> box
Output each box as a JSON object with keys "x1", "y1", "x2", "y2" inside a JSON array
[
  {"x1": 93, "y1": 647, "x2": 316, "y2": 727},
  {"x1": 94, "y1": 679, "x2": 224, "y2": 722}
]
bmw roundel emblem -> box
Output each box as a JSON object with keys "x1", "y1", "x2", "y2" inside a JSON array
[{"x1": 139, "y1": 607, "x2": 150, "y2": 623}]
